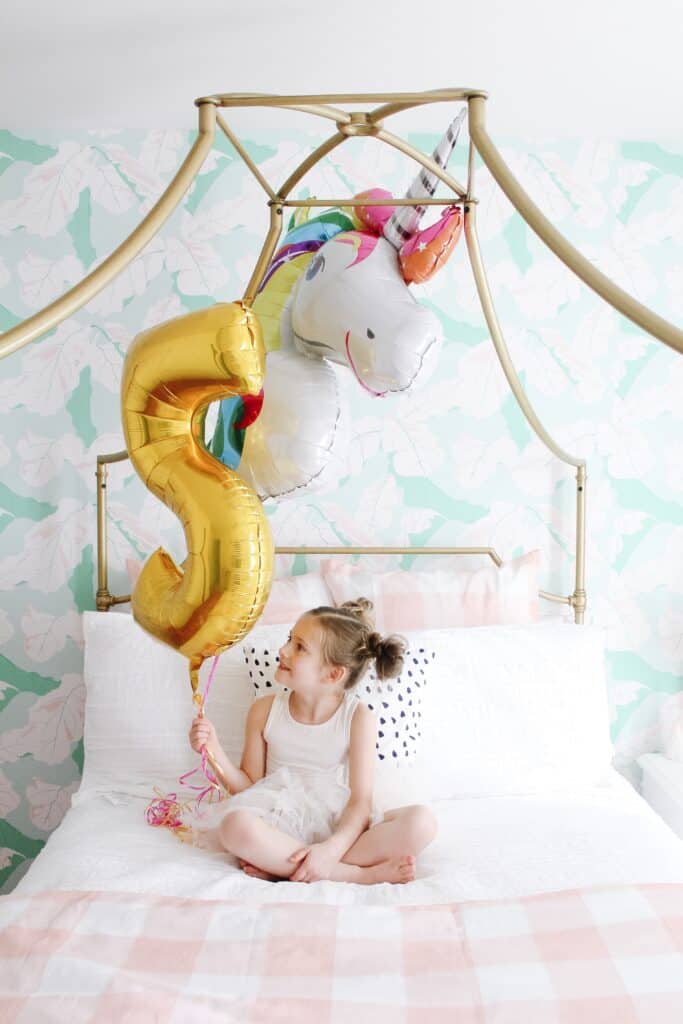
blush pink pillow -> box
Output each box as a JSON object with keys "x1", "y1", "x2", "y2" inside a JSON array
[
  {"x1": 125, "y1": 561, "x2": 332, "y2": 627},
  {"x1": 260, "y1": 572, "x2": 334, "y2": 625},
  {"x1": 320, "y1": 551, "x2": 541, "y2": 631}
]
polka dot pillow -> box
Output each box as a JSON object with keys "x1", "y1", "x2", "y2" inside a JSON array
[
  {"x1": 241, "y1": 639, "x2": 435, "y2": 763},
  {"x1": 243, "y1": 642, "x2": 289, "y2": 693},
  {"x1": 360, "y1": 646, "x2": 435, "y2": 763}
]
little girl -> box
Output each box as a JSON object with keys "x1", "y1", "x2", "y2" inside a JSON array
[{"x1": 188, "y1": 598, "x2": 438, "y2": 884}]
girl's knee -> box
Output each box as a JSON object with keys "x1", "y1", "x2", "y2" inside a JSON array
[
  {"x1": 219, "y1": 809, "x2": 258, "y2": 849},
  {"x1": 405, "y1": 805, "x2": 438, "y2": 849}
]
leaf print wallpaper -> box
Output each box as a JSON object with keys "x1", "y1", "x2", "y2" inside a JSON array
[{"x1": 0, "y1": 121, "x2": 682, "y2": 893}]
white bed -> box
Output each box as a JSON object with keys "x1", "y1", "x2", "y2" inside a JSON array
[
  {"x1": 3, "y1": 605, "x2": 683, "y2": 1020},
  {"x1": 12, "y1": 767, "x2": 683, "y2": 907},
  {"x1": 12, "y1": 605, "x2": 683, "y2": 907}
]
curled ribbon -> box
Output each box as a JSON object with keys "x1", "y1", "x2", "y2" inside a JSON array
[{"x1": 145, "y1": 654, "x2": 228, "y2": 840}]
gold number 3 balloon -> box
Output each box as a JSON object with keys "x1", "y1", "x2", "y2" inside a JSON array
[{"x1": 121, "y1": 301, "x2": 273, "y2": 693}]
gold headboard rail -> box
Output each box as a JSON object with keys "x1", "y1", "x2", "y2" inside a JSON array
[{"x1": 96, "y1": 451, "x2": 580, "y2": 620}]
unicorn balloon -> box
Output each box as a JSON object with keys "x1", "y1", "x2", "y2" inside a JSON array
[{"x1": 211, "y1": 110, "x2": 466, "y2": 499}]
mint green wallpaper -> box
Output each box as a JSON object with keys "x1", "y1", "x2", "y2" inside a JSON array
[{"x1": 0, "y1": 123, "x2": 681, "y2": 893}]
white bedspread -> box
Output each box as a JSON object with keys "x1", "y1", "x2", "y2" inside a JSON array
[{"x1": 13, "y1": 768, "x2": 683, "y2": 905}]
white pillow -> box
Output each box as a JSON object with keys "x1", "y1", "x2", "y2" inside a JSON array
[
  {"x1": 387, "y1": 622, "x2": 615, "y2": 802},
  {"x1": 77, "y1": 614, "x2": 614, "y2": 810},
  {"x1": 77, "y1": 611, "x2": 256, "y2": 801}
]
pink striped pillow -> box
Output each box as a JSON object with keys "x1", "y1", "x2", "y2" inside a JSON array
[
  {"x1": 321, "y1": 551, "x2": 540, "y2": 632},
  {"x1": 127, "y1": 563, "x2": 333, "y2": 627},
  {"x1": 260, "y1": 572, "x2": 334, "y2": 625}
]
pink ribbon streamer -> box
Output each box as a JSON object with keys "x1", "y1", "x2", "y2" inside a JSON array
[{"x1": 146, "y1": 654, "x2": 227, "y2": 834}]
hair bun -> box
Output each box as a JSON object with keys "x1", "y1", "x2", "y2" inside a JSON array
[
  {"x1": 339, "y1": 598, "x2": 375, "y2": 627},
  {"x1": 371, "y1": 632, "x2": 407, "y2": 681},
  {"x1": 366, "y1": 631, "x2": 383, "y2": 657}
]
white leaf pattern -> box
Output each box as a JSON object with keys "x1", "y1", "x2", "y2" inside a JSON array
[
  {"x1": 0, "y1": 499, "x2": 89, "y2": 593},
  {"x1": 0, "y1": 848, "x2": 17, "y2": 869},
  {"x1": 84, "y1": 244, "x2": 165, "y2": 315},
  {"x1": 0, "y1": 674, "x2": 85, "y2": 766},
  {"x1": 0, "y1": 608, "x2": 13, "y2": 645},
  {"x1": 17, "y1": 432, "x2": 85, "y2": 487},
  {"x1": 21, "y1": 608, "x2": 83, "y2": 663},
  {"x1": 18, "y1": 251, "x2": 84, "y2": 310},
  {"x1": 27, "y1": 778, "x2": 80, "y2": 832},
  {"x1": 0, "y1": 142, "x2": 93, "y2": 237},
  {"x1": 164, "y1": 222, "x2": 231, "y2": 295},
  {"x1": 0, "y1": 770, "x2": 21, "y2": 817}
]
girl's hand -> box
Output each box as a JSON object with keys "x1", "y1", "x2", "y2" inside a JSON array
[
  {"x1": 189, "y1": 715, "x2": 218, "y2": 755},
  {"x1": 287, "y1": 842, "x2": 340, "y2": 883}
]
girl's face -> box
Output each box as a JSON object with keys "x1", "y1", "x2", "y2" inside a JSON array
[{"x1": 275, "y1": 614, "x2": 341, "y2": 693}]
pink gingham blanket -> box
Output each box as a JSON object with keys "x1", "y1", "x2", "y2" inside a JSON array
[{"x1": 1, "y1": 883, "x2": 683, "y2": 1022}]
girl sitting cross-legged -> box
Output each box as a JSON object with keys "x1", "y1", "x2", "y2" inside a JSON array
[{"x1": 188, "y1": 599, "x2": 438, "y2": 884}]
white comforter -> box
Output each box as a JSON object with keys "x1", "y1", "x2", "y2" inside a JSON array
[{"x1": 13, "y1": 768, "x2": 683, "y2": 905}]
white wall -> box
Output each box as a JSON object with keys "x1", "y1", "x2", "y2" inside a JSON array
[{"x1": 1, "y1": 0, "x2": 681, "y2": 139}]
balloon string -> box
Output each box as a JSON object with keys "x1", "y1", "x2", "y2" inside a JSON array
[
  {"x1": 182, "y1": 655, "x2": 224, "y2": 814},
  {"x1": 145, "y1": 654, "x2": 227, "y2": 839}
]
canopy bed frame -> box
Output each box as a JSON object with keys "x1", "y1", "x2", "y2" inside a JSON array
[{"x1": 2, "y1": 89, "x2": 681, "y2": 626}]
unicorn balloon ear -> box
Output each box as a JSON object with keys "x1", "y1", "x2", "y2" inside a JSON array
[
  {"x1": 383, "y1": 107, "x2": 466, "y2": 275},
  {"x1": 352, "y1": 188, "x2": 395, "y2": 235}
]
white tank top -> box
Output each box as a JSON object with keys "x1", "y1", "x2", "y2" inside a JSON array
[{"x1": 263, "y1": 689, "x2": 360, "y2": 783}]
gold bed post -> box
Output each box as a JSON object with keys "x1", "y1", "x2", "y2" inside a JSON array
[
  {"x1": 463, "y1": 107, "x2": 587, "y2": 623},
  {"x1": 464, "y1": 200, "x2": 587, "y2": 624},
  {"x1": 575, "y1": 465, "x2": 587, "y2": 624},
  {"x1": 96, "y1": 452, "x2": 132, "y2": 611}
]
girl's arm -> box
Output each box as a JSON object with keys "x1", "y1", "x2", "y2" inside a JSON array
[
  {"x1": 237, "y1": 695, "x2": 273, "y2": 789},
  {"x1": 191, "y1": 696, "x2": 273, "y2": 794},
  {"x1": 321, "y1": 702, "x2": 376, "y2": 859}
]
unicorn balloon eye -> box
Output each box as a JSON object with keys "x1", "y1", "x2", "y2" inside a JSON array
[
  {"x1": 367, "y1": 328, "x2": 375, "y2": 339},
  {"x1": 305, "y1": 253, "x2": 325, "y2": 281}
]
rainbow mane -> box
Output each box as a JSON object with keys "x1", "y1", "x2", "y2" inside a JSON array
[{"x1": 211, "y1": 207, "x2": 355, "y2": 467}]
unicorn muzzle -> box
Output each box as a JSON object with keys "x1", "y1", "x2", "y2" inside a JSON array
[{"x1": 345, "y1": 316, "x2": 442, "y2": 395}]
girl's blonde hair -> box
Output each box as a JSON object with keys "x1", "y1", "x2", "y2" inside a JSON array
[{"x1": 307, "y1": 598, "x2": 406, "y2": 690}]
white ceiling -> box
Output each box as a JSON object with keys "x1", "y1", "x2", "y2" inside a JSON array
[{"x1": 1, "y1": 0, "x2": 682, "y2": 140}]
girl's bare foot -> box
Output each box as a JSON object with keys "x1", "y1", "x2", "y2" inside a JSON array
[
  {"x1": 367, "y1": 855, "x2": 416, "y2": 885},
  {"x1": 237, "y1": 858, "x2": 279, "y2": 882}
]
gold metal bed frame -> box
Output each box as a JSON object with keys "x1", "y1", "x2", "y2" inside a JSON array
[
  {"x1": 4, "y1": 89, "x2": 680, "y2": 624},
  {"x1": 95, "y1": 450, "x2": 581, "y2": 620}
]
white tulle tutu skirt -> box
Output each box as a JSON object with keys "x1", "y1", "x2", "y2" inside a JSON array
[{"x1": 187, "y1": 765, "x2": 384, "y2": 852}]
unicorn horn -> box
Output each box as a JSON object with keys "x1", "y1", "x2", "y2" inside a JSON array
[{"x1": 383, "y1": 108, "x2": 467, "y2": 250}]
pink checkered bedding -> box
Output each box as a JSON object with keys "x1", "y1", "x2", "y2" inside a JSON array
[{"x1": 1, "y1": 883, "x2": 682, "y2": 1022}]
